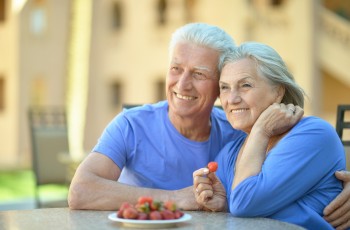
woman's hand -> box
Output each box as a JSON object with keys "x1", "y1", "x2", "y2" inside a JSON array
[
  {"x1": 324, "y1": 171, "x2": 350, "y2": 229},
  {"x1": 253, "y1": 103, "x2": 304, "y2": 138},
  {"x1": 193, "y1": 168, "x2": 227, "y2": 212}
]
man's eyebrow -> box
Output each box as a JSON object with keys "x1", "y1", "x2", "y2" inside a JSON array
[{"x1": 194, "y1": 66, "x2": 212, "y2": 72}]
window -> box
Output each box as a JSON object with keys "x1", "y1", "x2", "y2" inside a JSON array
[
  {"x1": 110, "y1": 81, "x2": 122, "y2": 107},
  {"x1": 0, "y1": 77, "x2": 4, "y2": 111},
  {"x1": 111, "y1": 1, "x2": 122, "y2": 30},
  {"x1": 0, "y1": 0, "x2": 5, "y2": 22},
  {"x1": 156, "y1": 80, "x2": 166, "y2": 101},
  {"x1": 157, "y1": 0, "x2": 167, "y2": 25},
  {"x1": 29, "y1": 0, "x2": 47, "y2": 36}
]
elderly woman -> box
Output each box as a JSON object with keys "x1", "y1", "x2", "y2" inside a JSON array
[{"x1": 193, "y1": 42, "x2": 346, "y2": 229}]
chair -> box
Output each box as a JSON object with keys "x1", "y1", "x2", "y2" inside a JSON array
[
  {"x1": 336, "y1": 105, "x2": 350, "y2": 146},
  {"x1": 336, "y1": 105, "x2": 350, "y2": 170},
  {"x1": 28, "y1": 106, "x2": 70, "y2": 208}
]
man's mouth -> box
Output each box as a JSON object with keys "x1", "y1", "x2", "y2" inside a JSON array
[{"x1": 174, "y1": 92, "x2": 197, "y2": 101}]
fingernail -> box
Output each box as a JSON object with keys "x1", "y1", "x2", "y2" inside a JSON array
[{"x1": 203, "y1": 168, "x2": 209, "y2": 173}]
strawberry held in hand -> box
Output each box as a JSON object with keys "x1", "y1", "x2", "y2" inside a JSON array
[{"x1": 207, "y1": 161, "x2": 218, "y2": 172}]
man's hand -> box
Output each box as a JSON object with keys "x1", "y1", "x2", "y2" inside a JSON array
[
  {"x1": 324, "y1": 171, "x2": 350, "y2": 229},
  {"x1": 193, "y1": 168, "x2": 227, "y2": 212}
]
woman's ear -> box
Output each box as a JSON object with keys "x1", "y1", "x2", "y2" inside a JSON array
[{"x1": 275, "y1": 85, "x2": 285, "y2": 102}]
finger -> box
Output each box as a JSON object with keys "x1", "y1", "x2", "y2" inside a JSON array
[
  {"x1": 194, "y1": 174, "x2": 210, "y2": 184},
  {"x1": 192, "y1": 168, "x2": 209, "y2": 177},
  {"x1": 196, "y1": 182, "x2": 213, "y2": 194},
  {"x1": 335, "y1": 219, "x2": 350, "y2": 230},
  {"x1": 324, "y1": 191, "x2": 349, "y2": 216},
  {"x1": 197, "y1": 190, "x2": 213, "y2": 203},
  {"x1": 324, "y1": 198, "x2": 350, "y2": 224},
  {"x1": 207, "y1": 171, "x2": 220, "y2": 183},
  {"x1": 194, "y1": 175, "x2": 211, "y2": 187},
  {"x1": 193, "y1": 168, "x2": 209, "y2": 178},
  {"x1": 286, "y1": 103, "x2": 295, "y2": 114},
  {"x1": 335, "y1": 171, "x2": 350, "y2": 182},
  {"x1": 327, "y1": 206, "x2": 350, "y2": 229},
  {"x1": 279, "y1": 103, "x2": 287, "y2": 110}
]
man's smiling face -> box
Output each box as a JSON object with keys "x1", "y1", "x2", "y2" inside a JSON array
[{"x1": 166, "y1": 42, "x2": 220, "y2": 119}]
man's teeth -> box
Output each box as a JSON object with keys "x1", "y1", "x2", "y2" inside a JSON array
[{"x1": 176, "y1": 93, "x2": 196, "y2": 100}]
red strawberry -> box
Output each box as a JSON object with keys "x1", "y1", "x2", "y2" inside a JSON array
[
  {"x1": 117, "y1": 209, "x2": 124, "y2": 218},
  {"x1": 137, "y1": 196, "x2": 153, "y2": 205},
  {"x1": 117, "y1": 202, "x2": 132, "y2": 218},
  {"x1": 149, "y1": 211, "x2": 162, "y2": 220},
  {"x1": 122, "y1": 207, "x2": 139, "y2": 219},
  {"x1": 174, "y1": 210, "x2": 184, "y2": 219},
  {"x1": 164, "y1": 201, "x2": 177, "y2": 211},
  {"x1": 135, "y1": 203, "x2": 150, "y2": 214},
  {"x1": 207, "y1": 162, "x2": 218, "y2": 172},
  {"x1": 137, "y1": 212, "x2": 148, "y2": 220},
  {"x1": 150, "y1": 201, "x2": 163, "y2": 211},
  {"x1": 161, "y1": 209, "x2": 175, "y2": 220}
]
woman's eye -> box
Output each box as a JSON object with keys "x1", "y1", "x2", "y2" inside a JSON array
[
  {"x1": 219, "y1": 85, "x2": 229, "y2": 91},
  {"x1": 241, "y1": 83, "x2": 252, "y2": 88}
]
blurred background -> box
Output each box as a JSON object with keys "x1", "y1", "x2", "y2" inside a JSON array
[{"x1": 0, "y1": 0, "x2": 349, "y2": 209}]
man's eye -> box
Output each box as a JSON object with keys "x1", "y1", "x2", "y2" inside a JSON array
[
  {"x1": 170, "y1": 67, "x2": 181, "y2": 73},
  {"x1": 193, "y1": 72, "x2": 208, "y2": 80}
]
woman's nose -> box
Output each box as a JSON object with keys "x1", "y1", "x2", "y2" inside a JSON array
[{"x1": 228, "y1": 91, "x2": 241, "y2": 104}]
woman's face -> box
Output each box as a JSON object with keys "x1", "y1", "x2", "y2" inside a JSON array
[{"x1": 219, "y1": 58, "x2": 283, "y2": 133}]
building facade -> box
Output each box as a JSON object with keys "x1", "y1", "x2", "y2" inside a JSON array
[{"x1": 0, "y1": 0, "x2": 349, "y2": 168}]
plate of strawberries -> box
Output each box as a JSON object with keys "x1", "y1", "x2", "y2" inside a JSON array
[{"x1": 108, "y1": 196, "x2": 191, "y2": 228}]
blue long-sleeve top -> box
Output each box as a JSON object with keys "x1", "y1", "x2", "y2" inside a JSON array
[{"x1": 216, "y1": 116, "x2": 346, "y2": 229}]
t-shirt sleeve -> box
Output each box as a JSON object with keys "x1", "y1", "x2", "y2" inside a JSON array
[
  {"x1": 92, "y1": 112, "x2": 133, "y2": 170},
  {"x1": 229, "y1": 118, "x2": 345, "y2": 217}
]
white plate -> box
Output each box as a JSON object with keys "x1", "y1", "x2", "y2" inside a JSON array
[{"x1": 108, "y1": 213, "x2": 192, "y2": 228}]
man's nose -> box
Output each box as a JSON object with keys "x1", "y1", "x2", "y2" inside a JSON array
[{"x1": 177, "y1": 71, "x2": 193, "y2": 90}]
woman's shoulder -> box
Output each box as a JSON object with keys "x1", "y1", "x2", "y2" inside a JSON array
[
  {"x1": 296, "y1": 116, "x2": 335, "y2": 132},
  {"x1": 292, "y1": 116, "x2": 341, "y2": 144}
]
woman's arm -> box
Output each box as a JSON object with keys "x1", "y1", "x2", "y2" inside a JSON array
[
  {"x1": 230, "y1": 118, "x2": 345, "y2": 217},
  {"x1": 232, "y1": 104, "x2": 303, "y2": 189}
]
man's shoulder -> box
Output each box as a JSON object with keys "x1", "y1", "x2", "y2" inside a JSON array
[{"x1": 122, "y1": 101, "x2": 167, "y2": 116}]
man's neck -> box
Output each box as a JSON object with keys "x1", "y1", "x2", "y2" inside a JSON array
[{"x1": 168, "y1": 111, "x2": 211, "y2": 142}]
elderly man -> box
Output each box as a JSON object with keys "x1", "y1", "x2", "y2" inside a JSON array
[{"x1": 68, "y1": 22, "x2": 350, "y2": 229}]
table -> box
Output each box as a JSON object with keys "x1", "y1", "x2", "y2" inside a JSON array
[{"x1": 0, "y1": 208, "x2": 305, "y2": 230}]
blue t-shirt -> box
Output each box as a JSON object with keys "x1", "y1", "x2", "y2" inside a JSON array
[
  {"x1": 216, "y1": 116, "x2": 346, "y2": 229},
  {"x1": 92, "y1": 101, "x2": 245, "y2": 190}
]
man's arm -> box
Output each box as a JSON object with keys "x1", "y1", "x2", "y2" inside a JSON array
[
  {"x1": 324, "y1": 171, "x2": 350, "y2": 230},
  {"x1": 68, "y1": 152, "x2": 199, "y2": 210}
]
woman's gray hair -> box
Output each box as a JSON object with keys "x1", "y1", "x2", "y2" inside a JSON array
[
  {"x1": 223, "y1": 42, "x2": 305, "y2": 108},
  {"x1": 169, "y1": 23, "x2": 236, "y2": 74}
]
